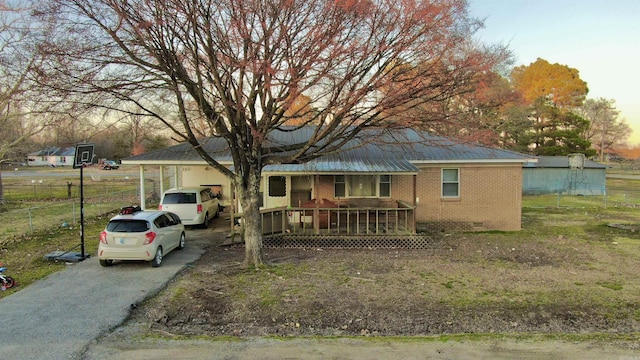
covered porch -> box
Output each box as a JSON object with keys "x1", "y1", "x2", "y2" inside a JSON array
[
  {"x1": 251, "y1": 199, "x2": 424, "y2": 249},
  {"x1": 257, "y1": 198, "x2": 416, "y2": 237}
]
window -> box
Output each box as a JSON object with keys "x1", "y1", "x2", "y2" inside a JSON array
[
  {"x1": 162, "y1": 193, "x2": 197, "y2": 204},
  {"x1": 442, "y1": 169, "x2": 459, "y2": 198},
  {"x1": 154, "y1": 214, "x2": 171, "y2": 229},
  {"x1": 200, "y1": 190, "x2": 210, "y2": 201},
  {"x1": 334, "y1": 174, "x2": 391, "y2": 198},
  {"x1": 335, "y1": 175, "x2": 346, "y2": 198},
  {"x1": 268, "y1": 176, "x2": 286, "y2": 197},
  {"x1": 379, "y1": 175, "x2": 391, "y2": 197},
  {"x1": 348, "y1": 175, "x2": 376, "y2": 197},
  {"x1": 106, "y1": 220, "x2": 150, "y2": 233},
  {"x1": 167, "y1": 212, "x2": 182, "y2": 225}
]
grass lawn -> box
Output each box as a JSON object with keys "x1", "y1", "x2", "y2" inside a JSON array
[
  {"x1": 128, "y1": 178, "x2": 640, "y2": 339},
  {"x1": 2, "y1": 173, "x2": 640, "y2": 343}
]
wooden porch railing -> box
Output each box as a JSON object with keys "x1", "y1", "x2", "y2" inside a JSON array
[{"x1": 259, "y1": 201, "x2": 416, "y2": 236}]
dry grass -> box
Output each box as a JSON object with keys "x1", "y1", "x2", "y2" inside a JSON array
[{"x1": 133, "y1": 205, "x2": 640, "y2": 337}]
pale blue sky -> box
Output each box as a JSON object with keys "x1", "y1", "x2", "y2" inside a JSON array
[{"x1": 469, "y1": 0, "x2": 640, "y2": 144}]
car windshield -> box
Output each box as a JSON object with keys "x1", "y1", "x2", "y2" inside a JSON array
[
  {"x1": 106, "y1": 220, "x2": 150, "y2": 233},
  {"x1": 162, "y1": 193, "x2": 197, "y2": 204}
]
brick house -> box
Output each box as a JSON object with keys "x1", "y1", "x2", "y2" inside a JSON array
[{"x1": 124, "y1": 127, "x2": 534, "y2": 234}]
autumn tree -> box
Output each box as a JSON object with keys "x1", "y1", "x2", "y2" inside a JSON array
[
  {"x1": 578, "y1": 98, "x2": 630, "y2": 162},
  {"x1": 504, "y1": 58, "x2": 594, "y2": 156},
  {"x1": 511, "y1": 58, "x2": 588, "y2": 108},
  {"x1": 616, "y1": 145, "x2": 640, "y2": 161},
  {"x1": 42, "y1": 0, "x2": 509, "y2": 266},
  {"x1": 446, "y1": 71, "x2": 520, "y2": 146}
]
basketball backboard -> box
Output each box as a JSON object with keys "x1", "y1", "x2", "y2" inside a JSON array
[{"x1": 73, "y1": 143, "x2": 95, "y2": 169}]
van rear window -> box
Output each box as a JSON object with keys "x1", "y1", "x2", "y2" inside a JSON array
[
  {"x1": 106, "y1": 220, "x2": 150, "y2": 233},
  {"x1": 163, "y1": 193, "x2": 197, "y2": 204}
]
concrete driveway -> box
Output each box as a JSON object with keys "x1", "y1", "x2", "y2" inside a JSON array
[{"x1": 0, "y1": 227, "x2": 225, "y2": 360}]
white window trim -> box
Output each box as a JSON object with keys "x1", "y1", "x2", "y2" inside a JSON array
[{"x1": 441, "y1": 168, "x2": 460, "y2": 198}]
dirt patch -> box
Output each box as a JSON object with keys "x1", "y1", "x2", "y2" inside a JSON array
[{"x1": 128, "y1": 232, "x2": 640, "y2": 338}]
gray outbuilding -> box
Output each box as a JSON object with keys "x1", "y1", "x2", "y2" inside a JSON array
[{"x1": 523, "y1": 155, "x2": 607, "y2": 196}]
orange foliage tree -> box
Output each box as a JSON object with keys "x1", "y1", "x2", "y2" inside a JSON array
[
  {"x1": 506, "y1": 58, "x2": 594, "y2": 156},
  {"x1": 511, "y1": 58, "x2": 588, "y2": 108}
]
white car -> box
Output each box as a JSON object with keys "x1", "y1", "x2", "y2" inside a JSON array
[
  {"x1": 98, "y1": 206, "x2": 185, "y2": 267},
  {"x1": 159, "y1": 187, "x2": 220, "y2": 228}
]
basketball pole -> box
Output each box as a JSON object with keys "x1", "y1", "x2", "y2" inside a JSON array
[
  {"x1": 73, "y1": 143, "x2": 94, "y2": 261},
  {"x1": 80, "y1": 163, "x2": 85, "y2": 259},
  {"x1": 42, "y1": 143, "x2": 94, "y2": 263}
]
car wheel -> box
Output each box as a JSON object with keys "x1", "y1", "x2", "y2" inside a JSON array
[
  {"x1": 201, "y1": 213, "x2": 209, "y2": 229},
  {"x1": 177, "y1": 232, "x2": 186, "y2": 250},
  {"x1": 213, "y1": 207, "x2": 220, "y2": 219},
  {"x1": 151, "y1": 247, "x2": 163, "y2": 267},
  {"x1": 99, "y1": 259, "x2": 113, "y2": 267}
]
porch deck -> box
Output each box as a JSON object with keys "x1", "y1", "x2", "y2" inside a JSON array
[{"x1": 258, "y1": 200, "x2": 416, "y2": 236}]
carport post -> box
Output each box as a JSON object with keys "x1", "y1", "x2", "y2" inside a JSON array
[
  {"x1": 159, "y1": 165, "x2": 165, "y2": 196},
  {"x1": 139, "y1": 165, "x2": 146, "y2": 210}
]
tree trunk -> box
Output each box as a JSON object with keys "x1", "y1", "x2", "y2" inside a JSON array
[{"x1": 236, "y1": 169, "x2": 265, "y2": 268}]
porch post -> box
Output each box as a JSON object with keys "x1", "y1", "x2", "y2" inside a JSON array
[
  {"x1": 412, "y1": 174, "x2": 417, "y2": 233},
  {"x1": 314, "y1": 174, "x2": 319, "y2": 234},
  {"x1": 173, "y1": 165, "x2": 179, "y2": 187},
  {"x1": 159, "y1": 165, "x2": 165, "y2": 195},
  {"x1": 139, "y1": 165, "x2": 146, "y2": 210}
]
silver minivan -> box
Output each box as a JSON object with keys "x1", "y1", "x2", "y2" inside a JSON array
[{"x1": 159, "y1": 187, "x2": 220, "y2": 228}]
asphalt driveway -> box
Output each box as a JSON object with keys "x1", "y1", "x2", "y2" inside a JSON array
[{"x1": 0, "y1": 227, "x2": 225, "y2": 360}]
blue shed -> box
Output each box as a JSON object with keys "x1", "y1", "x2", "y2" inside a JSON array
[{"x1": 523, "y1": 155, "x2": 607, "y2": 195}]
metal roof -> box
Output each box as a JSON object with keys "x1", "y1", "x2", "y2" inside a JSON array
[
  {"x1": 123, "y1": 127, "x2": 534, "y2": 173},
  {"x1": 523, "y1": 156, "x2": 607, "y2": 169},
  {"x1": 28, "y1": 147, "x2": 76, "y2": 157},
  {"x1": 125, "y1": 138, "x2": 233, "y2": 163}
]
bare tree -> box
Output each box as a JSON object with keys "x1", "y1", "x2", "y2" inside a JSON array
[
  {"x1": 42, "y1": 0, "x2": 509, "y2": 266},
  {"x1": 578, "y1": 98, "x2": 630, "y2": 162},
  {"x1": 0, "y1": 1, "x2": 72, "y2": 203}
]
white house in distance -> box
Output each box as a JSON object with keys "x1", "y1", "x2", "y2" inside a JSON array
[{"x1": 27, "y1": 147, "x2": 76, "y2": 167}]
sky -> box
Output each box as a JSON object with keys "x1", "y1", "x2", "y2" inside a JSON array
[{"x1": 469, "y1": 0, "x2": 640, "y2": 144}]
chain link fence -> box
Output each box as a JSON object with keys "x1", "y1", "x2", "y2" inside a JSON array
[{"x1": 0, "y1": 182, "x2": 161, "y2": 245}]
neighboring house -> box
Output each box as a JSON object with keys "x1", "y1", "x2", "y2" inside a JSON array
[
  {"x1": 26, "y1": 147, "x2": 76, "y2": 167},
  {"x1": 124, "y1": 127, "x2": 534, "y2": 236},
  {"x1": 523, "y1": 155, "x2": 607, "y2": 196}
]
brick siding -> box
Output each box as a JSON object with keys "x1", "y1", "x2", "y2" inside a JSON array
[
  {"x1": 310, "y1": 166, "x2": 522, "y2": 232},
  {"x1": 415, "y1": 164, "x2": 522, "y2": 231}
]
